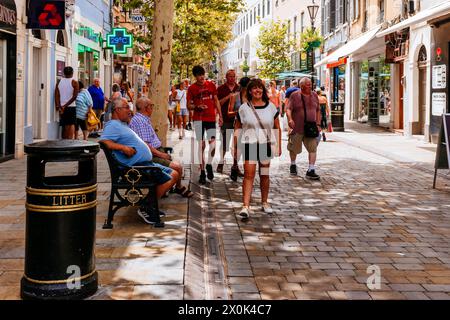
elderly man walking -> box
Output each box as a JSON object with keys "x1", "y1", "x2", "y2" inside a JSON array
[{"x1": 286, "y1": 77, "x2": 321, "y2": 180}]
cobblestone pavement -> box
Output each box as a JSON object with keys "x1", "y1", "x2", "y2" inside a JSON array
[
  {"x1": 2, "y1": 123, "x2": 450, "y2": 300},
  {"x1": 199, "y1": 123, "x2": 450, "y2": 300}
]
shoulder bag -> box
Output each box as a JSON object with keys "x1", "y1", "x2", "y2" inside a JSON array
[
  {"x1": 301, "y1": 94, "x2": 319, "y2": 138},
  {"x1": 248, "y1": 103, "x2": 279, "y2": 157}
]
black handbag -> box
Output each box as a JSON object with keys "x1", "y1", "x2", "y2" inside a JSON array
[{"x1": 302, "y1": 94, "x2": 319, "y2": 138}]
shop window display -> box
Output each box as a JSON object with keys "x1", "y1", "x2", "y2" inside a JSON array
[{"x1": 78, "y1": 44, "x2": 99, "y2": 87}]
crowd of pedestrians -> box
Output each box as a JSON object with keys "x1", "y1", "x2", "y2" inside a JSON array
[
  {"x1": 55, "y1": 64, "x2": 332, "y2": 223},
  {"x1": 178, "y1": 65, "x2": 331, "y2": 220}
]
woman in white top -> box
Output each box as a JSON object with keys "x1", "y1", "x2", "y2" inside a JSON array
[
  {"x1": 175, "y1": 82, "x2": 188, "y2": 139},
  {"x1": 234, "y1": 79, "x2": 282, "y2": 219},
  {"x1": 168, "y1": 85, "x2": 177, "y2": 130}
]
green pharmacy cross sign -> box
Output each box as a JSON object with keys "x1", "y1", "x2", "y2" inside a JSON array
[{"x1": 106, "y1": 28, "x2": 133, "y2": 54}]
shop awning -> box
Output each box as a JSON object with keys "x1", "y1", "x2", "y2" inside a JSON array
[
  {"x1": 276, "y1": 71, "x2": 315, "y2": 79},
  {"x1": 377, "y1": 2, "x2": 450, "y2": 37},
  {"x1": 314, "y1": 25, "x2": 381, "y2": 68}
]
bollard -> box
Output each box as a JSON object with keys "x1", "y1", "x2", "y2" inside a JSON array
[{"x1": 21, "y1": 140, "x2": 99, "y2": 300}]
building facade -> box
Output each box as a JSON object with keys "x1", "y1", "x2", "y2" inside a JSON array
[
  {"x1": 0, "y1": 0, "x2": 17, "y2": 162},
  {"x1": 14, "y1": 0, "x2": 113, "y2": 158},
  {"x1": 220, "y1": 0, "x2": 274, "y2": 79},
  {"x1": 317, "y1": 0, "x2": 450, "y2": 143},
  {"x1": 273, "y1": 0, "x2": 322, "y2": 85}
]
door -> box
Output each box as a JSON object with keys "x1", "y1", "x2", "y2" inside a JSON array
[
  {"x1": 0, "y1": 40, "x2": 6, "y2": 155},
  {"x1": 32, "y1": 47, "x2": 41, "y2": 139},
  {"x1": 418, "y1": 66, "x2": 426, "y2": 135}
]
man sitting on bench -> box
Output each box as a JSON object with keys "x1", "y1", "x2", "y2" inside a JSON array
[
  {"x1": 130, "y1": 97, "x2": 193, "y2": 198},
  {"x1": 100, "y1": 98, "x2": 179, "y2": 224}
]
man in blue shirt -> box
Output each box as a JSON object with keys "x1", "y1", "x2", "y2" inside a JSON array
[
  {"x1": 88, "y1": 78, "x2": 106, "y2": 135},
  {"x1": 100, "y1": 98, "x2": 179, "y2": 224}
]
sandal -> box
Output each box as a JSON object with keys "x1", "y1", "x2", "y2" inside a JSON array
[{"x1": 174, "y1": 186, "x2": 194, "y2": 198}]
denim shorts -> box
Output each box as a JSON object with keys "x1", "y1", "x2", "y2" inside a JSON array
[
  {"x1": 177, "y1": 108, "x2": 189, "y2": 116},
  {"x1": 136, "y1": 161, "x2": 173, "y2": 185}
]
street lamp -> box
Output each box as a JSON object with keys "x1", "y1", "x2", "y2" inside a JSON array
[{"x1": 307, "y1": 1, "x2": 319, "y2": 87}]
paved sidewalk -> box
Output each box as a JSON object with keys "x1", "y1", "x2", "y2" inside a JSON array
[
  {"x1": 203, "y1": 123, "x2": 450, "y2": 300},
  {"x1": 0, "y1": 131, "x2": 191, "y2": 300},
  {"x1": 331, "y1": 121, "x2": 436, "y2": 165}
]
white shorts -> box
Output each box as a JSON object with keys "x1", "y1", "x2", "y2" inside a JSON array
[{"x1": 168, "y1": 103, "x2": 176, "y2": 111}]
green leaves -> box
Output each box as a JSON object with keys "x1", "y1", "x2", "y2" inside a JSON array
[
  {"x1": 256, "y1": 20, "x2": 293, "y2": 79},
  {"x1": 122, "y1": 0, "x2": 243, "y2": 81}
]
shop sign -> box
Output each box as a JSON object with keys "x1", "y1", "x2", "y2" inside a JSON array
[
  {"x1": 130, "y1": 15, "x2": 146, "y2": 23},
  {"x1": 75, "y1": 25, "x2": 101, "y2": 44},
  {"x1": 26, "y1": 1, "x2": 65, "y2": 30},
  {"x1": 106, "y1": 28, "x2": 133, "y2": 54},
  {"x1": 433, "y1": 65, "x2": 447, "y2": 89},
  {"x1": 432, "y1": 93, "x2": 446, "y2": 116},
  {"x1": 0, "y1": 0, "x2": 16, "y2": 33}
]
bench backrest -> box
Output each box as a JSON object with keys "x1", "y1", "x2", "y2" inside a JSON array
[{"x1": 99, "y1": 141, "x2": 126, "y2": 183}]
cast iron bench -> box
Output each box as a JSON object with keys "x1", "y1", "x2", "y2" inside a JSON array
[{"x1": 99, "y1": 141, "x2": 173, "y2": 229}]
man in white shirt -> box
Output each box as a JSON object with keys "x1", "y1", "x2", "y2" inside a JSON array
[{"x1": 55, "y1": 67, "x2": 79, "y2": 139}]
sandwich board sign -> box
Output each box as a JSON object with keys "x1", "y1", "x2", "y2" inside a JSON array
[{"x1": 433, "y1": 114, "x2": 450, "y2": 188}]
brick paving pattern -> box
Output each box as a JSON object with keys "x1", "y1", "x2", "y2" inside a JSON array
[
  {"x1": 1, "y1": 124, "x2": 450, "y2": 300},
  {"x1": 205, "y1": 125, "x2": 450, "y2": 300}
]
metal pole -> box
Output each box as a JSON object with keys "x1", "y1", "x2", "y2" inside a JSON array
[{"x1": 311, "y1": 24, "x2": 315, "y2": 88}]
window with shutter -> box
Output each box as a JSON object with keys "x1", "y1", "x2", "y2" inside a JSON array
[
  {"x1": 330, "y1": 0, "x2": 336, "y2": 30},
  {"x1": 339, "y1": 0, "x2": 344, "y2": 25},
  {"x1": 267, "y1": 0, "x2": 270, "y2": 15},
  {"x1": 349, "y1": 0, "x2": 354, "y2": 21},
  {"x1": 355, "y1": 0, "x2": 359, "y2": 19},
  {"x1": 321, "y1": 1, "x2": 325, "y2": 36}
]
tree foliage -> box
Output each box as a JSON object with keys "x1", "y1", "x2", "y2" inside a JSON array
[
  {"x1": 256, "y1": 20, "x2": 294, "y2": 79},
  {"x1": 123, "y1": 0, "x2": 243, "y2": 81}
]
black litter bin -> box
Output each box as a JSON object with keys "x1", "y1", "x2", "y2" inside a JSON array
[
  {"x1": 331, "y1": 102, "x2": 345, "y2": 132},
  {"x1": 21, "y1": 140, "x2": 100, "y2": 300}
]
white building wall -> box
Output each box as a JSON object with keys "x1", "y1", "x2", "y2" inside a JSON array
[{"x1": 220, "y1": 0, "x2": 274, "y2": 79}]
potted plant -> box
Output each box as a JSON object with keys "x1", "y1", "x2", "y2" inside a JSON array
[{"x1": 300, "y1": 27, "x2": 324, "y2": 52}]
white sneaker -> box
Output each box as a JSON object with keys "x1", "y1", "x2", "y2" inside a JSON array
[
  {"x1": 238, "y1": 206, "x2": 250, "y2": 219},
  {"x1": 262, "y1": 203, "x2": 273, "y2": 214}
]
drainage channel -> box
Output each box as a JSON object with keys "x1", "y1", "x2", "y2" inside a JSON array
[
  {"x1": 202, "y1": 183, "x2": 230, "y2": 300},
  {"x1": 183, "y1": 165, "x2": 230, "y2": 300}
]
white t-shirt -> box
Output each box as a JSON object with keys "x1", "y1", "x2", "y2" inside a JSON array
[
  {"x1": 176, "y1": 89, "x2": 187, "y2": 109},
  {"x1": 237, "y1": 102, "x2": 279, "y2": 144}
]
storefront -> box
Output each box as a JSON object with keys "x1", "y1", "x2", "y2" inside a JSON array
[
  {"x1": 429, "y1": 14, "x2": 450, "y2": 144},
  {"x1": 74, "y1": 24, "x2": 101, "y2": 87},
  {"x1": 0, "y1": 0, "x2": 16, "y2": 162},
  {"x1": 355, "y1": 56, "x2": 392, "y2": 127}
]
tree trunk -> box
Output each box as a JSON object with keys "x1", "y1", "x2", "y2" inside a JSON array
[{"x1": 149, "y1": 0, "x2": 174, "y2": 147}]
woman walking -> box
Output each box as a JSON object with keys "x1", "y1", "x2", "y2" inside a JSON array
[
  {"x1": 168, "y1": 85, "x2": 177, "y2": 131},
  {"x1": 234, "y1": 79, "x2": 282, "y2": 219},
  {"x1": 317, "y1": 88, "x2": 330, "y2": 142},
  {"x1": 175, "y1": 82, "x2": 189, "y2": 139}
]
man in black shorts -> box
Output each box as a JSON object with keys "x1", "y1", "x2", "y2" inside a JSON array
[
  {"x1": 55, "y1": 66, "x2": 79, "y2": 139},
  {"x1": 187, "y1": 66, "x2": 223, "y2": 184}
]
